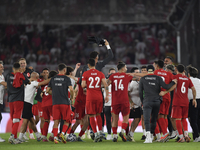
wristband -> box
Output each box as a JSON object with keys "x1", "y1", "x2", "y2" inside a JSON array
[{"x1": 106, "y1": 45, "x2": 111, "y2": 50}]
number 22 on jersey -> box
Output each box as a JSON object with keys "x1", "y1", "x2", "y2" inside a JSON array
[{"x1": 88, "y1": 77, "x2": 100, "y2": 88}]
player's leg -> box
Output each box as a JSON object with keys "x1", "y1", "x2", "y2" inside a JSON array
[
  {"x1": 182, "y1": 106, "x2": 190, "y2": 142},
  {"x1": 112, "y1": 112, "x2": 119, "y2": 142},
  {"x1": 18, "y1": 119, "x2": 29, "y2": 141},
  {"x1": 77, "y1": 115, "x2": 89, "y2": 139},
  {"x1": 0, "y1": 104, "x2": 5, "y2": 142},
  {"x1": 52, "y1": 105, "x2": 61, "y2": 144},
  {"x1": 29, "y1": 117, "x2": 41, "y2": 141},
  {"x1": 104, "y1": 106, "x2": 112, "y2": 140},
  {"x1": 42, "y1": 106, "x2": 51, "y2": 141}
]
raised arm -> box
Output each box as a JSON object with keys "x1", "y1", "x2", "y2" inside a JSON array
[
  {"x1": 69, "y1": 86, "x2": 74, "y2": 101},
  {"x1": 72, "y1": 63, "x2": 81, "y2": 77},
  {"x1": 102, "y1": 78, "x2": 109, "y2": 103}
]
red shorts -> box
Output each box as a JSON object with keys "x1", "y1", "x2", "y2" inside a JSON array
[
  {"x1": 53, "y1": 104, "x2": 73, "y2": 123},
  {"x1": 32, "y1": 104, "x2": 38, "y2": 116},
  {"x1": 111, "y1": 103, "x2": 130, "y2": 116},
  {"x1": 42, "y1": 105, "x2": 52, "y2": 120},
  {"x1": 86, "y1": 101, "x2": 103, "y2": 115},
  {"x1": 9, "y1": 101, "x2": 24, "y2": 119},
  {"x1": 171, "y1": 105, "x2": 188, "y2": 119},
  {"x1": 159, "y1": 99, "x2": 170, "y2": 115},
  {"x1": 74, "y1": 104, "x2": 85, "y2": 120},
  {"x1": 37, "y1": 102, "x2": 43, "y2": 117}
]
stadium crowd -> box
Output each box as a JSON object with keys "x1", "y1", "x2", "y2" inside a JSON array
[
  {"x1": 0, "y1": 23, "x2": 177, "y2": 71},
  {"x1": 0, "y1": 38, "x2": 200, "y2": 145}
]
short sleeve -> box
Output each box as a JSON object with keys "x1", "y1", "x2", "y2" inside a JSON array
[
  {"x1": 82, "y1": 72, "x2": 87, "y2": 81},
  {"x1": 109, "y1": 74, "x2": 113, "y2": 81},
  {"x1": 101, "y1": 72, "x2": 105, "y2": 79},
  {"x1": 188, "y1": 78, "x2": 194, "y2": 88},
  {"x1": 48, "y1": 78, "x2": 52, "y2": 88},
  {"x1": 127, "y1": 74, "x2": 133, "y2": 82},
  {"x1": 33, "y1": 81, "x2": 39, "y2": 87}
]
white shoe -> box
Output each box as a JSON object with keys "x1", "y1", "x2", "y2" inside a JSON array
[
  {"x1": 144, "y1": 137, "x2": 152, "y2": 143},
  {"x1": 193, "y1": 137, "x2": 200, "y2": 142},
  {"x1": 23, "y1": 133, "x2": 29, "y2": 140},
  {"x1": 65, "y1": 133, "x2": 69, "y2": 139},
  {"x1": 0, "y1": 137, "x2": 5, "y2": 142},
  {"x1": 86, "y1": 130, "x2": 91, "y2": 139},
  {"x1": 29, "y1": 133, "x2": 35, "y2": 139},
  {"x1": 81, "y1": 134, "x2": 85, "y2": 139},
  {"x1": 169, "y1": 131, "x2": 177, "y2": 139},
  {"x1": 106, "y1": 134, "x2": 113, "y2": 140}
]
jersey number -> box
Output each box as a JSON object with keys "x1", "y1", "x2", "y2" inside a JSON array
[
  {"x1": 181, "y1": 82, "x2": 186, "y2": 93},
  {"x1": 89, "y1": 77, "x2": 100, "y2": 88},
  {"x1": 114, "y1": 79, "x2": 124, "y2": 91}
]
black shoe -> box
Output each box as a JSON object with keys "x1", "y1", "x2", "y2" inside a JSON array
[
  {"x1": 77, "y1": 136, "x2": 84, "y2": 142},
  {"x1": 119, "y1": 132, "x2": 127, "y2": 142},
  {"x1": 141, "y1": 135, "x2": 146, "y2": 140},
  {"x1": 90, "y1": 131, "x2": 95, "y2": 140},
  {"x1": 113, "y1": 137, "x2": 118, "y2": 142},
  {"x1": 175, "y1": 137, "x2": 180, "y2": 142}
]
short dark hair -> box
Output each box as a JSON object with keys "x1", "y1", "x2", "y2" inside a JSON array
[
  {"x1": 13, "y1": 62, "x2": 20, "y2": 69},
  {"x1": 141, "y1": 65, "x2": 147, "y2": 69},
  {"x1": 177, "y1": 64, "x2": 185, "y2": 73},
  {"x1": 88, "y1": 58, "x2": 96, "y2": 67},
  {"x1": 90, "y1": 51, "x2": 99, "y2": 59},
  {"x1": 66, "y1": 66, "x2": 74, "y2": 75},
  {"x1": 117, "y1": 61, "x2": 126, "y2": 70},
  {"x1": 48, "y1": 70, "x2": 58, "y2": 78},
  {"x1": 130, "y1": 67, "x2": 139, "y2": 73},
  {"x1": 157, "y1": 60, "x2": 164, "y2": 68},
  {"x1": 165, "y1": 56, "x2": 173, "y2": 62},
  {"x1": 42, "y1": 68, "x2": 49, "y2": 72},
  {"x1": 187, "y1": 65, "x2": 198, "y2": 77},
  {"x1": 58, "y1": 63, "x2": 67, "y2": 71},
  {"x1": 109, "y1": 68, "x2": 116, "y2": 73}
]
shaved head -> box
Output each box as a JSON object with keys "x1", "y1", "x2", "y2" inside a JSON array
[{"x1": 31, "y1": 72, "x2": 39, "y2": 78}]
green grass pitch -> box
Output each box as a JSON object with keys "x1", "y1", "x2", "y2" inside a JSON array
[{"x1": 0, "y1": 133, "x2": 199, "y2": 150}]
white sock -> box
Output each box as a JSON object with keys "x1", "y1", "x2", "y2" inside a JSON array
[
  {"x1": 175, "y1": 130, "x2": 179, "y2": 135},
  {"x1": 143, "y1": 129, "x2": 146, "y2": 135},
  {"x1": 184, "y1": 131, "x2": 188, "y2": 136},
  {"x1": 51, "y1": 133, "x2": 54, "y2": 137},
  {"x1": 129, "y1": 131, "x2": 134, "y2": 137},
  {"x1": 179, "y1": 134, "x2": 183, "y2": 138},
  {"x1": 94, "y1": 132, "x2": 98, "y2": 137},
  {"x1": 35, "y1": 132, "x2": 40, "y2": 138},
  {"x1": 156, "y1": 133, "x2": 161, "y2": 139},
  {"x1": 146, "y1": 131, "x2": 151, "y2": 139},
  {"x1": 99, "y1": 130, "x2": 103, "y2": 134},
  {"x1": 113, "y1": 134, "x2": 118, "y2": 138},
  {"x1": 19, "y1": 133, "x2": 24, "y2": 140},
  {"x1": 61, "y1": 132, "x2": 65, "y2": 135},
  {"x1": 102, "y1": 127, "x2": 104, "y2": 132},
  {"x1": 121, "y1": 129, "x2": 126, "y2": 134}
]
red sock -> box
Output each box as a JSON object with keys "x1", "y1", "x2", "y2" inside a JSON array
[
  {"x1": 80, "y1": 124, "x2": 83, "y2": 129},
  {"x1": 165, "y1": 118, "x2": 168, "y2": 128},
  {"x1": 29, "y1": 128, "x2": 33, "y2": 134},
  {"x1": 182, "y1": 118, "x2": 188, "y2": 131},
  {"x1": 112, "y1": 127, "x2": 117, "y2": 134},
  {"x1": 79, "y1": 130, "x2": 85, "y2": 137},
  {"x1": 41, "y1": 128, "x2": 43, "y2": 135},
  {"x1": 53, "y1": 128, "x2": 58, "y2": 137},
  {"x1": 87, "y1": 126, "x2": 90, "y2": 130},
  {"x1": 176, "y1": 120, "x2": 183, "y2": 135},
  {"x1": 12, "y1": 122, "x2": 19, "y2": 138},
  {"x1": 43, "y1": 122, "x2": 49, "y2": 136},
  {"x1": 89, "y1": 117, "x2": 97, "y2": 133},
  {"x1": 62, "y1": 125, "x2": 69, "y2": 134},
  {"x1": 67, "y1": 127, "x2": 71, "y2": 134},
  {"x1": 154, "y1": 122, "x2": 160, "y2": 134},
  {"x1": 70, "y1": 128, "x2": 75, "y2": 134},
  {"x1": 126, "y1": 123, "x2": 129, "y2": 135},
  {"x1": 157, "y1": 118, "x2": 167, "y2": 134},
  {"x1": 122, "y1": 123, "x2": 128, "y2": 131},
  {"x1": 96, "y1": 115, "x2": 102, "y2": 131}
]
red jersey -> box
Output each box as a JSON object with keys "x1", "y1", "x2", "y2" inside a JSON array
[
  {"x1": 173, "y1": 74, "x2": 194, "y2": 106},
  {"x1": 154, "y1": 69, "x2": 173, "y2": 100},
  {"x1": 38, "y1": 78, "x2": 52, "y2": 107},
  {"x1": 74, "y1": 78, "x2": 86, "y2": 106},
  {"x1": 109, "y1": 72, "x2": 133, "y2": 105},
  {"x1": 82, "y1": 69, "x2": 105, "y2": 102}
]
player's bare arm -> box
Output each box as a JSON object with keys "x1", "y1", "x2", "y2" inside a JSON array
[
  {"x1": 46, "y1": 87, "x2": 51, "y2": 94},
  {"x1": 159, "y1": 79, "x2": 177, "y2": 96},
  {"x1": 0, "y1": 81, "x2": 7, "y2": 87},
  {"x1": 69, "y1": 86, "x2": 74, "y2": 100},
  {"x1": 191, "y1": 86, "x2": 197, "y2": 108},
  {"x1": 102, "y1": 78, "x2": 109, "y2": 103},
  {"x1": 72, "y1": 63, "x2": 81, "y2": 77},
  {"x1": 81, "y1": 80, "x2": 86, "y2": 88},
  {"x1": 128, "y1": 91, "x2": 135, "y2": 109},
  {"x1": 67, "y1": 75, "x2": 78, "y2": 82},
  {"x1": 38, "y1": 78, "x2": 51, "y2": 86},
  {"x1": 106, "y1": 79, "x2": 112, "y2": 86}
]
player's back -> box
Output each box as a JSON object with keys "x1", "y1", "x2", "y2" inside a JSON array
[
  {"x1": 154, "y1": 69, "x2": 173, "y2": 100},
  {"x1": 82, "y1": 69, "x2": 105, "y2": 101},
  {"x1": 173, "y1": 74, "x2": 193, "y2": 106},
  {"x1": 109, "y1": 72, "x2": 133, "y2": 105}
]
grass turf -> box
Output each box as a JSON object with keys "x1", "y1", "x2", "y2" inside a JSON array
[{"x1": 0, "y1": 133, "x2": 199, "y2": 150}]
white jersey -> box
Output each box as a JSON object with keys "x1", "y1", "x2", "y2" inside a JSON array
[
  {"x1": 68, "y1": 78, "x2": 75, "y2": 98},
  {"x1": 128, "y1": 80, "x2": 141, "y2": 108},
  {"x1": 24, "y1": 81, "x2": 39, "y2": 104},
  {"x1": 0, "y1": 74, "x2": 5, "y2": 104},
  {"x1": 188, "y1": 77, "x2": 200, "y2": 100},
  {"x1": 103, "y1": 84, "x2": 112, "y2": 106}
]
